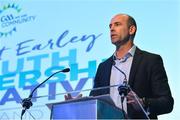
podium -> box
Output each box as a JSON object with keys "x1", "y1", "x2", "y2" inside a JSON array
[{"x1": 49, "y1": 95, "x2": 124, "y2": 119}]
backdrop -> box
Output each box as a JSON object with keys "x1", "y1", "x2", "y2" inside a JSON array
[{"x1": 0, "y1": 0, "x2": 179, "y2": 119}]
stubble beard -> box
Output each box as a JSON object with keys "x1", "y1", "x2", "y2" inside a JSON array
[{"x1": 112, "y1": 35, "x2": 130, "y2": 51}]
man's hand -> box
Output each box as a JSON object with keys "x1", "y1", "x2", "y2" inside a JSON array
[
  {"x1": 127, "y1": 91, "x2": 145, "y2": 111},
  {"x1": 64, "y1": 93, "x2": 82, "y2": 100}
]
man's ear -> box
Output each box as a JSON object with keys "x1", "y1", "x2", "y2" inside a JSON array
[{"x1": 129, "y1": 25, "x2": 136, "y2": 35}]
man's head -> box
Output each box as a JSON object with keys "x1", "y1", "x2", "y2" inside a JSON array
[{"x1": 109, "y1": 14, "x2": 137, "y2": 47}]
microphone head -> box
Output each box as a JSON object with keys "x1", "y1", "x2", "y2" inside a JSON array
[
  {"x1": 61, "y1": 68, "x2": 70, "y2": 72},
  {"x1": 118, "y1": 81, "x2": 130, "y2": 96}
]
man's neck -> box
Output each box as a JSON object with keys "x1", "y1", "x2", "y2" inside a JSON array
[{"x1": 116, "y1": 40, "x2": 133, "y2": 59}]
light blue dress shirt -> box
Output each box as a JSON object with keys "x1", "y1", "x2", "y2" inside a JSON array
[{"x1": 110, "y1": 45, "x2": 136, "y2": 113}]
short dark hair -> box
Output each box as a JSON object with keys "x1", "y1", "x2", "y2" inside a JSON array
[{"x1": 127, "y1": 15, "x2": 137, "y2": 40}]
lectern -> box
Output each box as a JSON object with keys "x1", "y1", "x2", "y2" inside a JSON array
[{"x1": 49, "y1": 95, "x2": 124, "y2": 119}]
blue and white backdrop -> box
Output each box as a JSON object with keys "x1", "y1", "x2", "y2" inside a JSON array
[{"x1": 0, "y1": 0, "x2": 179, "y2": 119}]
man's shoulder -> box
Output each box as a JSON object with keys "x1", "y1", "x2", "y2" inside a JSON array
[
  {"x1": 137, "y1": 48, "x2": 163, "y2": 63},
  {"x1": 137, "y1": 47, "x2": 161, "y2": 59},
  {"x1": 100, "y1": 56, "x2": 113, "y2": 65}
]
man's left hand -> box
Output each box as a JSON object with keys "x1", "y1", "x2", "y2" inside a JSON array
[{"x1": 127, "y1": 91, "x2": 145, "y2": 111}]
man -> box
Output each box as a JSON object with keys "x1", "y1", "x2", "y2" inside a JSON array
[{"x1": 89, "y1": 13, "x2": 174, "y2": 119}]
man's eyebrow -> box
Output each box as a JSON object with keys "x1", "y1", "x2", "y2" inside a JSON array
[
  {"x1": 110, "y1": 22, "x2": 121, "y2": 25},
  {"x1": 114, "y1": 22, "x2": 121, "y2": 24},
  {"x1": 109, "y1": 22, "x2": 121, "y2": 27}
]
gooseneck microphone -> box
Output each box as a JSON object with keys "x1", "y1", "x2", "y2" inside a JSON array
[
  {"x1": 113, "y1": 56, "x2": 150, "y2": 119},
  {"x1": 112, "y1": 56, "x2": 129, "y2": 118},
  {"x1": 20, "y1": 68, "x2": 70, "y2": 120},
  {"x1": 112, "y1": 56, "x2": 129, "y2": 102}
]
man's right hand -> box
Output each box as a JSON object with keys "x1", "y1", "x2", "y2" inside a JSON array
[{"x1": 64, "y1": 93, "x2": 82, "y2": 100}]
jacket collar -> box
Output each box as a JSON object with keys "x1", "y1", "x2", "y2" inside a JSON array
[{"x1": 128, "y1": 47, "x2": 143, "y2": 87}]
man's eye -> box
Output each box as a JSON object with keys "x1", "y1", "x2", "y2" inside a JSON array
[
  {"x1": 109, "y1": 25, "x2": 112, "y2": 29},
  {"x1": 115, "y1": 23, "x2": 120, "y2": 26}
]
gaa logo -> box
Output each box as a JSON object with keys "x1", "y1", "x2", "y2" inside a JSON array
[{"x1": 0, "y1": 3, "x2": 36, "y2": 38}]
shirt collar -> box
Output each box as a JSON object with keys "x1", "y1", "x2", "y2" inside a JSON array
[
  {"x1": 129, "y1": 45, "x2": 136, "y2": 57},
  {"x1": 113, "y1": 45, "x2": 136, "y2": 60}
]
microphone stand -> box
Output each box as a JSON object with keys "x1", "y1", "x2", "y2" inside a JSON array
[
  {"x1": 113, "y1": 65, "x2": 128, "y2": 118},
  {"x1": 113, "y1": 63, "x2": 150, "y2": 119},
  {"x1": 20, "y1": 68, "x2": 70, "y2": 120}
]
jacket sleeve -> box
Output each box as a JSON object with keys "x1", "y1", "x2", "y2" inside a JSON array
[
  {"x1": 147, "y1": 55, "x2": 174, "y2": 115},
  {"x1": 89, "y1": 63, "x2": 102, "y2": 96}
]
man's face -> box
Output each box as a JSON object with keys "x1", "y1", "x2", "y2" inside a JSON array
[{"x1": 109, "y1": 15, "x2": 130, "y2": 45}]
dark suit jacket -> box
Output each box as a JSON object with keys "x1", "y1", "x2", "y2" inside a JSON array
[{"x1": 90, "y1": 47, "x2": 174, "y2": 119}]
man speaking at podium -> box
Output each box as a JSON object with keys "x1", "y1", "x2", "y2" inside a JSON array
[{"x1": 89, "y1": 13, "x2": 174, "y2": 119}]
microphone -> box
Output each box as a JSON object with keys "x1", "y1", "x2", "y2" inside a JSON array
[
  {"x1": 21, "y1": 98, "x2": 33, "y2": 120},
  {"x1": 112, "y1": 55, "x2": 129, "y2": 102},
  {"x1": 112, "y1": 55, "x2": 130, "y2": 118},
  {"x1": 113, "y1": 56, "x2": 150, "y2": 119},
  {"x1": 60, "y1": 68, "x2": 70, "y2": 73},
  {"x1": 20, "y1": 68, "x2": 70, "y2": 120},
  {"x1": 118, "y1": 81, "x2": 129, "y2": 103}
]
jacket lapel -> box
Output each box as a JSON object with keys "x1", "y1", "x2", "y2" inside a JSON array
[
  {"x1": 128, "y1": 47, "x2": 143, "y2": 87},
  {"x1": 106, "y1": 48, "x2": 143, "y2": 92}
]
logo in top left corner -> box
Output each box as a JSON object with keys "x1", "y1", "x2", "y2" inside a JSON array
[{"x1": 0, "y1": 3, "x2": 36, "y2": 38}]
